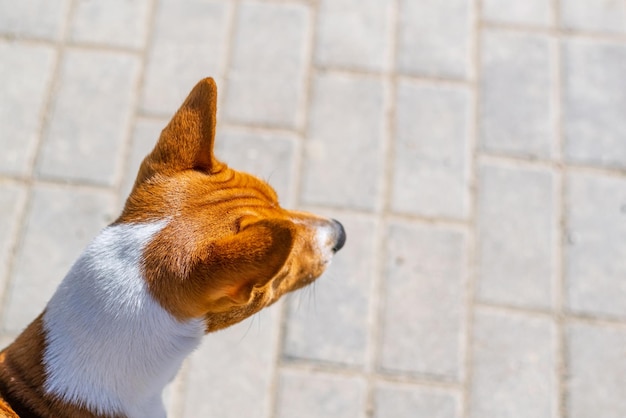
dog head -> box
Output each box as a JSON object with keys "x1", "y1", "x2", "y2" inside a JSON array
[{"x1": 117, "y1": 78, "x2": 345, "y2": 332}]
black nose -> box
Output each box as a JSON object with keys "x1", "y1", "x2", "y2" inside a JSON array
[{"x1": 331, "y1": 219, "x2": 346, "y2": 253}]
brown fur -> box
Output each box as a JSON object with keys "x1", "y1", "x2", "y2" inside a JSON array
[{"x1": 0, "y1": 78, "x2": 343, "y2": 416}]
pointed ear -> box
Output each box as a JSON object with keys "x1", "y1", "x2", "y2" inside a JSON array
[
  {"x1": 195, "y1": 219, "x2": 295, "y2": 309},
  {"x1": 139, "y1": 78, "x2": 222, "y2": 180}
]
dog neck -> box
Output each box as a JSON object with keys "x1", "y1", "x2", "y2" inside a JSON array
[{"x1": 41, "y1": 221, "x2": 205, "y2": 418}]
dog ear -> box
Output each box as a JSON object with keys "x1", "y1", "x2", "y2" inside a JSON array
[
  {"x1": 193, "y1": 219, "x2": 295, "y2": 309},
  {"x1": 137, "y1": 78, "x2": 222, "y2": 181}
]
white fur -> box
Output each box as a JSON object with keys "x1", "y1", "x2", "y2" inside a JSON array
[
  {"x1": 314, "y1": 223, "x2": 335, "y2": 263},
  {"x1": 43, "y1": 222, "x2": 205, "y2": 418}
]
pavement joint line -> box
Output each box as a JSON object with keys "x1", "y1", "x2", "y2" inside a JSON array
[
  {"x1": 478, "y1": 153, "x2": 563, "y2": 172},
  {"x1": 553, "y1": 0, "x2": 568, "y2": 413},
  {"x1": 269, "y1": 1, "x2": 316, "y2": 416},
  {"x1": 219, "y1": 123, "x2": 304, "y2": 140},
  {"x1": 0, "y1": 34, "x2": 145, "y2": 55},
  {"x1": 281, "y1": 0, "x2": 309, "y2": 208},
  {"x1": 217, "y1": 0, "x2": 239, "y2": 111},
  {"x1": 0, "y1": 0, "x2": 78, "y2": 329},
  {"x1": 136, "y1": 109, "x2": 175, "y2": 120},
  {"x1": 481, "y1": 20, "x2": 626, "y2": 42},
  {"x1": 462, "y1": 0, "x2": 482, "y2": 416},
  {"x1": 479, "y1": 152, "x2": 626, "y2": 178},
  {"x1": 397, "y1": 73, "x2": 474, "y2": 87},
  {"x1": 111, "y1": 0, "x2": 158, "y2": 212},
  {"x1": 563, "y1": 313, "x2": 626, "y2": 329},
  {"x1": 64, "y1": 42, "x2": 143, "y2": 56},
  {"x1": 293, "y1": 0, "x2": 316, "y2": 135},
  {"x1": 216, "y1": 118, "x2": 304, "y2": 135},
  {"x1": 279, "y1": 359, "x2": 465, "y2": 390},
  {"x1": 474, "y1": 300, "x2": 557, "y2": 319},
  {"x1": 32, "y1": 175, "x2": 118, "y2": 191},
  {"x1": 253, "y1": 0, "x2": 314, "y2": 5},
  {"x1": 363, "y1": 1, "x2": 401, "y2": 416},
  {"x1": 563, "y1": 163, "x2": 626, "y2": 179},
  {"x1": 312, "y1": 65, "x2": 475, "y2": 88},
  {"x1": 457, "y1": 301, "x2": 626, "y2": 329},
  {"x1": 134, "y1": 113, "x2": 169, "y2": 123},
  {"x1": 0, "y1": 176, "x2": 143, "y2": 194},
  {"x1": 384, "y1": 212, "x2": 471, "y2": 230}
]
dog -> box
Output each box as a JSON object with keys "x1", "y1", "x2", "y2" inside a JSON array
[{"x1": 0, "y1": 78, "x2": 346, "y2": 418}]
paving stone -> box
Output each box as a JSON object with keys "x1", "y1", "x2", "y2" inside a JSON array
[
  {"x1": 380, "y1": 222, "x2": 466, "y2": 381},
  {"x1": 476, "y1": 162, "x2": 557, "y2": 310},
  {"x1": 275, "y1": 369, "x2": 367, "y2": 418},
  {"x1": 374, "y1": 383, "x2": 462, "y2": 418},
  {"x1": 482, "y1": 0, "x2": 554, "y2": 26},
  {"x1": 283, "y1": 213, "x2": 375, "y2": 368},
  {"x1": 0, "y1": 41, "x2": 55, "y2": 176},
  {"x1": 0, "y1": 183, "x2": 27, "y2": 299},
  {"x1": 562, "y1": 39, "x2": 626, "y2": 169},
  {"x1": 3, "y1": 184, "x2": 115, "y2": 333},
  {"x1": 119, "y1": 118, "x2": 164, "y2": 206},
  {"x1": 469, "y1": 308, "x2": 557, "y2": 418},
  {"x1": 215, "y1": 128, "x2": 297, "y2": 206},
  {"x1": 560, "y1": 0, "x2": 626, "y2": 34},
  {"x1": 480, "y1": 29, "x2": 555, "y2": 159},
  {"x1": 565, "y1": 172, "x2": 626, "y2": 319},
  {"x1": 300, "y1": 73, "x2": 384, "y2": 211},
  {"x1": 0, "y1": 0, "x2": 69, "y2": 39},
  {"x1": 141, "y1": 0, "x2": 230, "y2": 116},
  {"x1": 182, "y1": 303, "x2": 281, "y2": 418},
  {"x1": 566, "y1": 322, "x2": 626, "y2": 418},
  {"x1": 392, "y1": 80, "x2": 471, "y2": 219},
  {"x1": 37, "y1": 49, "x2": 140, "y2": 186},
  {"x1": 397, "y1": 0, "x2": 471, "y2": 79},
  {"x1": 70, "y1": 0, "x2": 151, "y2": 48},
  {"x1": 315, "y1": 0, "x2": 393, "y2": 72},
  {"x1": 223, "y1": 1, "x2": 310, "y2": 128}
]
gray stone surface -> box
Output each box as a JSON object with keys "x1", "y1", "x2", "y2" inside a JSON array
[
  {"x1": 119, "y1": 118, "x2": 164, "y2": 204},
  {"x1": 476, "y1": 162, "x2": 557, "y2": 309},
  {"x1": 224, "y1": 1, "x2": 309, "y2": 128},
  {"x1": 397, "y1": 0, "x2": 471, "y2": 79},
  {"x1": 0, "y1": 0, "x2": 69, "y2": 39},
  {"x1": 562, "y1": 39, "x2": 626, "y2": 169},
  {"x1": 70, "y1": 0, "x2": 151, "y2": 48},
  {"x1": 284, "y1": 213, "x2": 375, "y2": 367},
  {"x1": 37, "y1": 49, "x2": 140, "y2": 185},
  {"x1": 0, "y1": 41, "x2": 55, "y2": 176},
  {"x1": 379, "y1": 222, "x2": 467, "y2": 381},
  {"x1": 1, "y1": 2, "x2": 626, "y2": 417},
  {"x1": 183, "y1": 304, "x2": 281, "y2": 418},
  {"x1": 566, "y1": 322, "x2": 626, "y2": 418},
  {"x1": 301, "y1": 72, "x2": 384, "y2": 210},
  {"x1": 3, "y1": 185, "x2": 115, "y2": 333},
  {"x1": 483, "y1": 0, "x2": 554, "y2": 26},
  {"x1": 565, "y1": 172, "x2": 626, "y2": 319},
  {"x1": 275, "y1": 370, "x2": 367, "y2": 418},
  {"x1": 315, "y1": 0, "x2": 393, "y2": 72},
  {"x1": 480, "y1": 29, "x2": 555, "y2": 158},
  {"x1": 560, "y1": 0, "x2": 626, "y2": 34},
  {"x1": 470, "y1": 308, "x2": 557, "y2": 418},
  {"x1": 141, "y1": 0, "x2": 231, "y2": 116},
  {"x1": 216, "y1": 128, "x2": 297, "y2": 205},
  {"x1": 392, "y1": 80, "x2": 471, "y2": 219},
  {"x1": 0, "y1": 183, "x2": 27, "y2": 296},
  {"x1": 374, "y1": 383, "x2": 462, "y2": 418}
]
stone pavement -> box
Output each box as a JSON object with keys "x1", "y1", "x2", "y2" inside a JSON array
[{"x1": 1, "y1": 0, "x2": 625, "y2": 417}]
